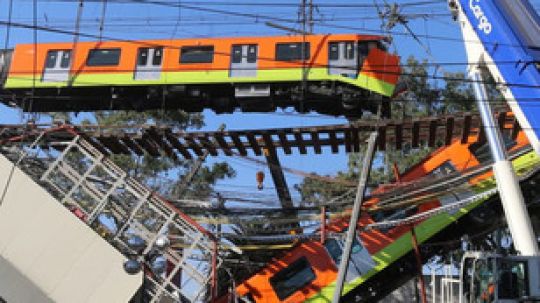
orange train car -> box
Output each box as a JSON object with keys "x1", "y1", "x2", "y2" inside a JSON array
[
  {"x1": 218, "y1": 129, "x2": 540, "y2": 302},
  {"x1": 0, "y1": 34, "x2": 400, "y2": 116}
]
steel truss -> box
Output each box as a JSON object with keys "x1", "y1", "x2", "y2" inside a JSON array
[{"x1": 6, "y1": 132, "x2": 225, "y2": 303}]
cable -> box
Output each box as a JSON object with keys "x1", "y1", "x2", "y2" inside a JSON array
[
  {"x1": 4, "y1": 43, "x2": 540, "y2": 90},
  {"x1": 231, "y1": 151, "x2": 358, "y2": 187},
  {"x1": 169, "y1": 0, "x2": 182, "y2": 39},
  {"x1": 98, "y1": 0, "x2": 108, "y2": 41},
  {"x1": 69, "y1": 0, "x2": 84, "y2": 86},
  {"x1": 28, "y1": 0, "x2": 444, "y2": 9},
  {"x1": 2, "y1": 3, "x2": 540, "y2": 51},
  {"x1": 3, "y1": 0, "x2": 13, "y2": 50},
  {"x1": 366, "y1": 188, "x2": 498, "y2": 231}
]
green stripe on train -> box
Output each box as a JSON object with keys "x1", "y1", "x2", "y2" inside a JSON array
[
  {"x1": 4, "y1": 68, "x2": 396, "y2": 97},
  {"x1": 305, "y1": 151, "x2": 540, "y2": 302}
]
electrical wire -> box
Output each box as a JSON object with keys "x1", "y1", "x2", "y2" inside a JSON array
[
  {"x1": 3, "y1": 0, "x2": 14, "y2": 50},
  {"x1": 98, "y1": 0, "x2": 108, "y2": 41},
  {"x1": 27, "y1": 0, "x2": 445, "y2": 9},
  {"x1": 2, "y1": 2, "x2": 540, "y2": 51}
]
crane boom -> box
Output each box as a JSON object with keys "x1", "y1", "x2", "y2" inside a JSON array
[
  {"x1": 448, "y1": 2, "x2": 540, "y2": 301},
  {"x1": 449, "y1": 0, "x2": 540, "y2": 257},
  {"x1": 449, "y1": 0, "x2": 540, "y2": 155}
]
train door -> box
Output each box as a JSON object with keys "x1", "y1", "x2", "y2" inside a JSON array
[
  {"x1": 328, "y1": 41, "x2": 358, "y2": 78},
  {"x1": 230, "y1": 44, "x2": 257, "y2": 77},
  {"x1": 42, "y1": 50, "x2": 71, "y2": 82},
  {"x1": 134, "y1": 47, "x2": 163, "y2": 80}
]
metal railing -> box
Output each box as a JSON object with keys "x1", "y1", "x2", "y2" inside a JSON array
[{"x1": 25, "y1": 134, "x2": 223, "y2": 303}]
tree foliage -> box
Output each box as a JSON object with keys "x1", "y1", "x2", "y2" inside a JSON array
[{"x1": 85, "y1": 109, "x2": 235, "y2": 199}]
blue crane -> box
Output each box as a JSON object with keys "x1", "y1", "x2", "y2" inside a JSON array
[{"x1": 449, "y1": 1, "x2": 540, "y2": 302}]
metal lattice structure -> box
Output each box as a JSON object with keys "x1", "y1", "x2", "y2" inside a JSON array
[{"x1": 36, "y1": 134, "x2": 222, "y2": 302}]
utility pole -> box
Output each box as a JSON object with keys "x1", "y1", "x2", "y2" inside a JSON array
[
  {"x1": 301, "y1": 0, "x2": 307, "y2": 30},
  {"x1": 308, "y1": 0, "x2": 314, "y2": 33},
  {"x1": 332, "y1": 132, "x2": 378, "y2": 303},
  {"x1": 265, "y1": 0, "x2": 313, "y2": 34},
  {"x1": 98, "y1": 0, "x2": 108, "y2": 42},
  {"x1": 68, "y1": 0, "x2": 84, "y2": 87}
]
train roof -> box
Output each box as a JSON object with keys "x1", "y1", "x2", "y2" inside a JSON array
[{"x1": 14, "y1": 33, "x2": 389, "y2": 48}]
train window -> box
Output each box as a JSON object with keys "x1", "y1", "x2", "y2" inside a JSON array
[
  {"x1": 232, "y1": 45, "x2": 242, "y2": 63},
  {"x1": 86, "y1": 48, "x2": 121, "y2": 66},
  {"x1": 269, "y1": 256, "x2": 316, "y2": 300},
  {"x1": 60, "y1": 51, "x2": 72, "y2": 68},
  {"x1": 368, "y1": 41, "x2": 378, "y2": 52},
  {"x1": 324, "y1": 237, "x2": 376, "y2": 282},
  {"x1": 359, "y1": 40, "x2": 386, "y2": 56},
  {"x1": 45, "y1": 51, "x2": 58, "y2": 68},
  {"x1": 137, "y1": 48, "x2": 149, "y2": 65},
  {"x1": 247, "y1": 45, "x2": 257, "y2": 63},
  {"x1": 276, "y1": 42, "x2": 310, "y2": 61},
  {"x1": 469, "y1": 134, "x2": 516, "y2": 164},
  {"x1": 180, "y1": 46, "x2": 214, "y2": 64},
  {"x1": 344, "y1": 42, "x2": 355, "y2": 59},
  {"x1": 329, "y1": 43, "x2": 339, "y2": 60},
  {"x1": 358, "y1": 42, "x2": 369, "y2": 57},
  {"x1": 429, "y1": 161, "x2": 456, "y2": 177},
  {"x1": 152, "y1": 47, "x2": 163, "y2": 66}
]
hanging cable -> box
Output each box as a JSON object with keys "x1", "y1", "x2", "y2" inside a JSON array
[
  {"x1": 69, "y1": 0, "x2": 84, "y2": 86},
  {"x1": 3, "y1": 0, "x2": 13, "y2": 50},
  {"x1": 98, "y1": 0, "x2": 108, "y2": 41},
  {"x1": 170, "y1": 0, "x2": 182, "y2": 39}
]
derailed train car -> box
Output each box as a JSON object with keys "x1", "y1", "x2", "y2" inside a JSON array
[
  {"x1": 0, "y1": 34, "x2": 400, "y2": 116},
  {"x1": 220, "y1": 128, "x2": 540, "y2": 302}
]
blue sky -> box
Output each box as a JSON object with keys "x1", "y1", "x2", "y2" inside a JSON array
[{"x1": 1, "y1": 0, "x2": 538, "y2": 204}]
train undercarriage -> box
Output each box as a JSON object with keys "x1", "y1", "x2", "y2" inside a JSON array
[{"x1": 2, "y1": 81, "x2": 390, "y2": 118}]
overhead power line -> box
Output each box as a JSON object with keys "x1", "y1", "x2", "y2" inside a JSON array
[{"x1": 28, "y1": 0, "x2": 444, "y2": 8}]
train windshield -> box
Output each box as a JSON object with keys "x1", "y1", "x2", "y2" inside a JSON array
[{"x1": 269, "y1": 256, "x2": 316, "y2": 300}]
